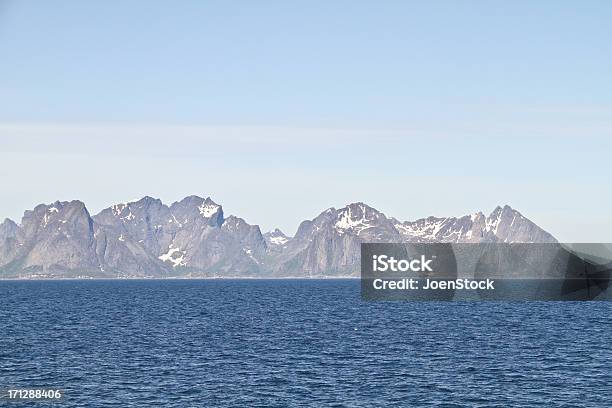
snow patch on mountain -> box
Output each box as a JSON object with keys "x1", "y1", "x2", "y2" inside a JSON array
[
  {"x1": 264, "y1": 229, "x2": 291, "y2": 251},
  {"x1": 270, "y1": 235, "x2": 288, "y2": 245},
  {"x1": 393, "y1": 217, "x2": 452, "y2": 241},
  {"x1": 111, "y1": 203, "x2": 127, "y2": 217},
  {"x1": 334, "y1": 204, "x2": 373, "y2": 235},
  {"x1": 485, "y1": 207, "x2": 503, "y2": 235},
  {"x1": 158, "y1": 244, "x2": 186, "y2": 267},
  {"x1": 199, "y1": 202, "x2": 220, "y2": 218}
]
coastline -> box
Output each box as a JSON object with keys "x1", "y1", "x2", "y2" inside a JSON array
[{"x1": 0, "y1": 276, "x2": 361, "y2": 281}]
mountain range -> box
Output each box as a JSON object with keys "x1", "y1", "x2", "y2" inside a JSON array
[{"x1": 0, "y1": 196, "x2": 556, "y2": 278}]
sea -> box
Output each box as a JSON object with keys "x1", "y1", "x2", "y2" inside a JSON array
[{"x1": 0, "y1": 279, "x2": 610, "y2": 407}]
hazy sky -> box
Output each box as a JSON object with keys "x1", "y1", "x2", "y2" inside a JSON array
[{"x1": 1, "y1": 1, "x2": 611, "y2": 241}]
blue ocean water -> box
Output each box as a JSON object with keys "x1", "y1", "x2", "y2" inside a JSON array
[{"x1": 0, "y1": 280, "x2": 610, "y2": 407}]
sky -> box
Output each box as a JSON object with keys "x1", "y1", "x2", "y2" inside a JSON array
[{"x1": 0, "y1": 1, "x2": 611, "y2": 241}]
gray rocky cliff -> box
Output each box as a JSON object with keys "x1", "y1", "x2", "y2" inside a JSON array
[
  {"x1": 0, "y1": 198, "x2": 557, "y2": 278},
  {"x1": 0, "y1": 201, "x2": 99, "y2": 277}
]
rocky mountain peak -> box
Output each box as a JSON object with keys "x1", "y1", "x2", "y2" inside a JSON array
[
  {"x1": 222, "y1": 216, "x2": 266, "y2": 250},
  {"x1": 264, "y1": 228, "x2": 290, "y2": 247},
  {"x1": 0, "y1": 200, "x2": 98, "y2": 275},
  {"x1": 103, "y1": 196, "x2": 166, "y2": 224},
  {"x1": 0, "y1": 218, "x2": 22, "y2": 266},
  {"x1": 21, "y1": 200, "x2": 92, "y2": 237},
  {"x1": 169, "y1": 195, "x2": 223, "y2": 228},
  {"x1": 1, "y1": 197, "x2": 558, "y2": 278},
  {"x1": 0, "y1": 218, "x2": 19, "y2": 235},
  {"x1": 198, "y1": 197, "x2": 222, "y2": 219},
  {"x1": 222, "y1": 215, "x2": 250, "y2": 232},
  {"x1": 333, "y1": 202, "x2": 393, "y2": 237},
  {"x1": 484, "y1": 204, "x2": 554, "y2": 243}
]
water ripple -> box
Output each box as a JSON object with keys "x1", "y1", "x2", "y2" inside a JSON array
[{"x1": 0, "y1": 280, "x2": 610, "y2": 407}]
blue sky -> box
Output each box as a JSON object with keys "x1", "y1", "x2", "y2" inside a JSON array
[{"x1": 0, "y1": 1, "x2": 611, "y2": 240}]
